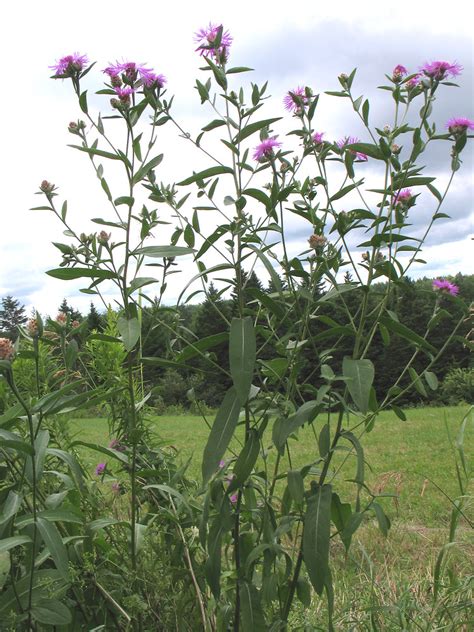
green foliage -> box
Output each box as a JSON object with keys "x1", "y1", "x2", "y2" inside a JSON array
[{"x1": 440, "y1": 367, "x2": 474, "y2": 404}]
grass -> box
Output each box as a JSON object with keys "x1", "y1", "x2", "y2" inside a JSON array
[
  {"x1": 68, "y1": 404, "x2": 473, "y2": 629},
  {"x1": 71, "y1": 404, "x2": 472, "y2": 527}
]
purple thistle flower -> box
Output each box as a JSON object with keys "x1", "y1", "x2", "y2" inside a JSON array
[
  {"x1": 432, "y1": 278, "x2": 459, "y2": 296},
  {"x1": 195, "y1": 23, "x2": 232, "y2": 60},
  {"x1": 104, "y1": 63, "x2": 122, "y2": 78},
  {"x1": 406, "y1": 74, "x2": 421, "y2": 90},
  {"x1": 95, "y1": 462, "x2": 106, "y2": 476},
  {"x1": 143, "y1": 72, "x2": 167, "y2": 88},
  {"x1": 283, "y1": 86, "x2": 309, "y2": 113},
  {"x1": 421, "y1": 60, "x2": 463, "y2": 81},
  {"x1": 103, "y1": 61, "x2": 156, "y2": 85},
  {"x1": 253, "y1": 137, "x2": 282, "y2": 161},
  {"x1": 392, "y1": 65, "x2": 408, "y2": 81},
  {"x1": 50, "y1": 53, "x2": 89, "y2": 77},
  {"x1": 114, "y1": 86, "x2": 135, "y2": 102},
  {"x1": 393, "y1": 188, "x2": 413, "y2": 204},
  {"x1": 446, "y1": 117, "x2": 474, "y2": 134},
  {"x1": 337, "y1": 136, "x2": 368, "y2": 161},
  {"x1": 312, "y1": 131, "x2": 324, "y2": 145}
]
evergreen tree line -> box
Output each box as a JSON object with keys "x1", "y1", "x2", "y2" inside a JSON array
[{"x1": 1, "y1": 272, "x2": 472, "y2": 408}]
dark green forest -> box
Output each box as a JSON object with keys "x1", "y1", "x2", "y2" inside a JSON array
[{"x1": 1, "y1": 272, "x2": 473, "y2": 410}]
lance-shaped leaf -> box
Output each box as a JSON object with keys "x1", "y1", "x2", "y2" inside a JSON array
[
  {"x1": 37, "y1": 518, "x2": 70, "y2": 580},
  {"x1": 342, "y1": 357, "x2": 374, "y2": 413},
  {"x1": 134, "y1": 245, "x2": 193, "y2": 258},
  {"x1": 240, "y1": 581, "x2": 266, "y2": 631},
  {"x1": 177, "y1": 166, "x2": 234, "y2": 186},
  {"x1": 272, "y1": 400, "x2": 320, "y2": 453},
  {"x1": 0, "y1": 536, "x2": 32, "y2": 554},
  {"x1": 229, "y1": 317, "x2": 256, "y2": 403},
  {"x1": 202, "y1": 387, "x2": 241, "y2": 484},
  {"x1": 117, "y1": 316, "x2": 140, "y2": 352},
  {"x1": 46, "y1": 268, "x2": 117, "y2": 281},
  {"x1": 303, "y1": 484, "x2": 332, "y2": 595},
  {"x1": 234, "y1": 117, "x2": 282, "y2": 143},
  {"x1": 230, "y1": 429, "x2": 260, "y2": 488}
]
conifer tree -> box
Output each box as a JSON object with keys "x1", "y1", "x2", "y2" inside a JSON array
[{"x1": 0, "y1": 295, "x2": 27, "y2": 338}]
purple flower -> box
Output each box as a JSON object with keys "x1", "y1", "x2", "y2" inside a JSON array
[
  {"x1": 337, "y1": 136, "x2": 368, "y2": 161},
  {"x1": 50, "y1": 53, "x2": 89, "y2": 77},
  {"x1": 95, "y1": 462, "x2": 106, "y2": 476},
  {"x1": 103, "y1": 61, "x2": 157, "y2": 85},
  {"x1": 312, "y1": 131, "x2": 324, "y2": 145},
  {"x1": 114, "y1": 86, "x2": 135, "y2": 102},
  {"x1": 393, "y1": 188, "x2": 413, "y2": 205},
  {"x1": 195, "y1": 23, "x2": 232, "y2": 60},
  {"x1": 421, "y1": 60, "x2": 463, "y2": 81},
  {"x1": 283, "y1": 86, "x2": 309, "y2": 113},
  {"x1": 392, "y1": 65, "x2": 408, "y2": 81},
  {"x1": 406, "y1": 74, "x2": 421, "y2": 90},
  {"x1": 229, "y1": 493, "x2": 238, "y2": 505},
  {"x1": 432, "y1": 279, "x2": 459, "y2": 296},
  {"x1": 143, "y1": 73, "x2": 167, "y2": 89},
  {"x1": 218, "y1": 459, "x2": 226, "y2": 469},
  {"x1": 253, "y1": 137, "x2": 282, "y2": 161},
  {"x1": 446, "y1": 117, "x2": 474, "y2": 134}
]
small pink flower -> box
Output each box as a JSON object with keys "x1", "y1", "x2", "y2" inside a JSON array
[
  {"x1": 406, "y1": 74, "x2": 421, "y2": 90},
  {"x1": 393, "y1": 188, "x2": 413, "y2": 206},
  {"x1": 50, "y1": 53, "x2": 89, "y2": 77},
  {"x1": 143, "y1": 73, "x2": 167, "y2": 88},
  {"x1": 0, "y1": 338, "x2": 15, "y2": 361},
  {"x1": 421, "y1": 60, "x2": 462, "y2": 81},
  {"x1": 432, "y1": 279, "x2": 459, "y2": 296},
  {"x1": 230, "y1": 493, "x2": 238, "y2": 504},
  {"x1": 253, "y1": 137, "x2": 282, "y2": 161},
  {"x1": 104, "y1": 61, "x2": 158, "y2": 85},
  {"x1": 95, "y1": 462, "x2": 106, "y2": 476},
  {"x1": 446, "y1": 117, "x2": 474, "y2": 134},
  {"x1": 218, "y1": 460, "x2": 226, "y2": 469},
  {"x1": 392, "y1": 65, "x2": 408, "y2": 81},
  {"x1": 283, "y1": 86, "x2": 309, "y2": 113},
  {"x1": 195, "y1": 23, "x2": 232, "y2": 60},
  {"x1": 337, "y1": 136, "x2": 368, "y2": 161},
  {"x1": 312, "y1": 131, "x2": 324, "y2": 145},
  {"x1": 114, "y1": 86, "x2": 135, "y2": 102},
  {"x1": 56, "y1": 312, "x2": 67, "y2": 325}
]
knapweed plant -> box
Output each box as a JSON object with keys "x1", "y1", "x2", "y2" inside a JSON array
[{"x1": 0, "y1": 24, "x2": 472, "y2": 630}]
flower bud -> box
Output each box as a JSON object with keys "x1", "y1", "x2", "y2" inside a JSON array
[
  {"x1": 0, "y1": 338, "x2": 15, "y2": 361},
  {"x1": 98, "y1": 230, "x2": 111, "y2": 244},
  {"x1": 71, "y1": 320, "x2": 80, "y2": 328},
  {"x1": 27, "y1": 318, "x2": 39, "y2": 337},
  {"x1": 56, "y1": 312, "x2": 67, "y2": 325},
  {"x1": 40, "y1": 180, "x2": 55, "y2": 194},
  {"x1": 308, "y1": 234, "x2": 327, "y2": 249},
  {"x1": 391, "y1": 143, "x2": 401, "y2": 154}
]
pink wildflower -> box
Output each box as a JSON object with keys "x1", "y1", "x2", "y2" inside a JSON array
[
  {"x1": 50, "y1": 53, "x2": 88, "y2": 77},
  {"x1": 114, "y1": 86, "x2": 135, "y2": 102},
  {"x1": 312, "y1": 131, "x2": 324, "y2": 145},
  {"x1": 421, "y1": 60, "x2": 462, "y2": 81},
  {"x1": 218, "y1": 460, "x2": 226, "y2": 469},
  {"x1": 253, "y1": 137, "x2": 282, "y2": 161},
  {"x1": 392, "y1": 65, "x2": 408, "y2": 81},
  {"x1": 283, "y1": 86, "x2": 309, "y2": 113},
  {"x1": 95, "y1": 462, "x2": 106, "y2": 476},
  {"x1": 432, "y1": 279, "x2": 459, "y2": 296},
  {"x1": 143, "y1": 73, "x2": 166, "y2": 89},
  {"x1": 230, "y1": 493, "x2": 238, "y2": 504},
  {"x1": 104, "y1": 61, "x2": 157, "y2": 85},
  {"x1": 393, "y1": 188, "x2": 413, "y2": 206},
  {"x1": 446, "y1": 117, "x2": 474, "y2": 134},
  {"x1": 406, "y1": 74, "x2": 421, "y2": 90},
  {"x1": 0, "y1": 338, "x2": 15, "y2": 361},
  {"x1": 337, "y1": 136, "x2": 368, "y2": 161},
  {"x1": 195, "y1": 23, "x2": 232, "y2": 60}
]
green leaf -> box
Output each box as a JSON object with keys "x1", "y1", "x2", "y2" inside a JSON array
[
  {"x1": 132, "y1": 154, "x2": 163, "y2": 185},
  {"x1": 134, "y1": 245, "x2": 193, "y2": 258},
  {"x1": 31, "y1": 599, "x2": 72, "y2": 626},
  {"x1": 272, "y1": 400, "x2": 320, "y2": 453},
  {"x1": 303, "y1": 484, "x2": 332, "y2": 595},
  {"x1": 424, "y1": 370, "x2": 439, "y2": 391},
  {"x1": 229, "y1": 317, "x2": 256, "y2": 403},
  {"x1": 287, "y1": 470, "x2": 305, "y2": 505},
  {"x1": 176, "y1": 332, "x2": 228, "y2": 363},
  {"x1": 0, "y1": 570, "x2": 67, "y2": 614},
  {"x1": 240, "y1": 581, "x2": 266, "y2": 631},
  {"x1": 371, "y1": 502, "x2": 390, "y2": 536},
  {"x1": 342, "y1": 357, "x2": 374, "y2": 413},
  {"x1": 0, "y1": 535, "x2": 31, "y2": 553},
  {"x1": 347, "y1": 142, "x2": 384, "y2": 160},
  {"x1": 232, "y1": 429, "x2": 260, "y2": 486},
  {"x1": 177, "y1": 166, "x2": 234, "y2": 186},
  {"x1": 234, "y1": 117, "x2": 282, "y2": 144},
  {"x1": 318, "y1": 423, "x2": 330, "y2": 458},
  {"x1": 114, "y1": 195, "x2": 134, "y2": 206},
  {"x1": 409, "y1": 367, "x2": 427, "y2": 397},
  {"x1": 330, "y1": 493, "x2": 352, "y2": 551},
  {"x1": 243, "y1": 188, "x2": 272, "y2": 209},
  {"x1": 329, "y1": 180, "x2": 363, "y2": 202},
  {"x1": 128, "y1": 277, "x2": 157, "y2": 293},
  {"x1": 380, "y1": 314, "x2": 436, "y2": 355},
  {"x1": 202, "y1": 388, "x2": 241, "y2": 484},
  {"x1": 341, "y1": 431, "x2": 365, "y2": 485},
  {"x1": 65, "y1": 339, "x2": 78, "y2": 370},
  {"x1": 37, "y1": 517, "x2": 70, "y2": 580},
  {"x1": 70, "y1": 441, "x2": 129, "y2": 465},
  {"x1": 117, "y1": 316, "x2": 140, "y2": 352},
  {"x1": 79, "y1": 90, "x2": 88, "y2": 114},
  {"x1": 68, "y1": 144, "x2": 120, "y2": 161},
  {"x1": 46, "y1": 267, "x2": 117, "y2": 280},
  {"x1": 202, "y1": 119, "x2": 226, "y2": 131}
]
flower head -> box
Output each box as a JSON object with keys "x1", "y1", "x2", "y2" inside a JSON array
[
  {"x1": 195, "y1": 23, "x2": 232, "y2": 60},
  {"x1": 312, "y1": 131, "x2": 324, "y2": 145},
  {"x1": 229, "y1": 493, "x2": 238, "y2": 505},
  {"x1": 432, "y1": 278, "x2": 459, "y2": 296},
  {"x1": 27, "y1": 318, "x2": 39, "y2": 337},
  {"x1": 143, "y1": 73, "x2": 167, "y2": 89},
  {"x1": 446, "y1": 117, "x2": 474, "y2": 134},
  {"x1": 56, "y1": 312, "x2": 67, "y2": 325},
  {"x1": 114, "y1": 86, "x2": 135, "y2": 103},
  {"x1": 95, "y1": 462, "x2": 106, "y2": 476},
  {"x1": 406, "y1": 74, "x2": 421, "y2": 90},
  {"x1": 337, "y1": 136, "x2": 368, "y2": 161},
  {"x1": 392, "y1": 64, "x2": 408, "y2": 81},
  {"x1": 308, "y1": 234, "x2": 327, "y2": 249},
  {"x1": 0, "y1": 338, "x2": 15, "y2": 361},
  {"x1": 283, "y1": 86, "x2": 309, "y2": 113},
  {"x1": 393, "y1": 188, "x2": 413, "y2": 207},
  {"x1": 104, "y1": 61, "x2": 158, "y2": 86},
  {"x1": 421, "y1": 60, "x2": 462, "y2": 81},
  {"x1": 50, "y1": 53, "x2": 89, "y2": 77},
  {"x1": 253, "y1": 137, "x2": 282, "y2": 161}
]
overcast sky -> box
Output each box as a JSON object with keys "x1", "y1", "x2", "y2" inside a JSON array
[{"x1": 1, "y1": 0, "x2": 473, "y2": 318}]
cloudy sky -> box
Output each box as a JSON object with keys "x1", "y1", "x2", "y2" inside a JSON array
[{"x1": 1, "y1": 0, "x2": 473, "y2": 318}]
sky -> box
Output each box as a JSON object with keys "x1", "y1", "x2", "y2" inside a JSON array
[{"x1": 1, "y1": 0, "x2": 473, "y2": 318}]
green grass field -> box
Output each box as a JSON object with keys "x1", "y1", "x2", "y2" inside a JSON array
[{"x1": 70, "y1": 404, "x2": 473, "y2": 528}]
